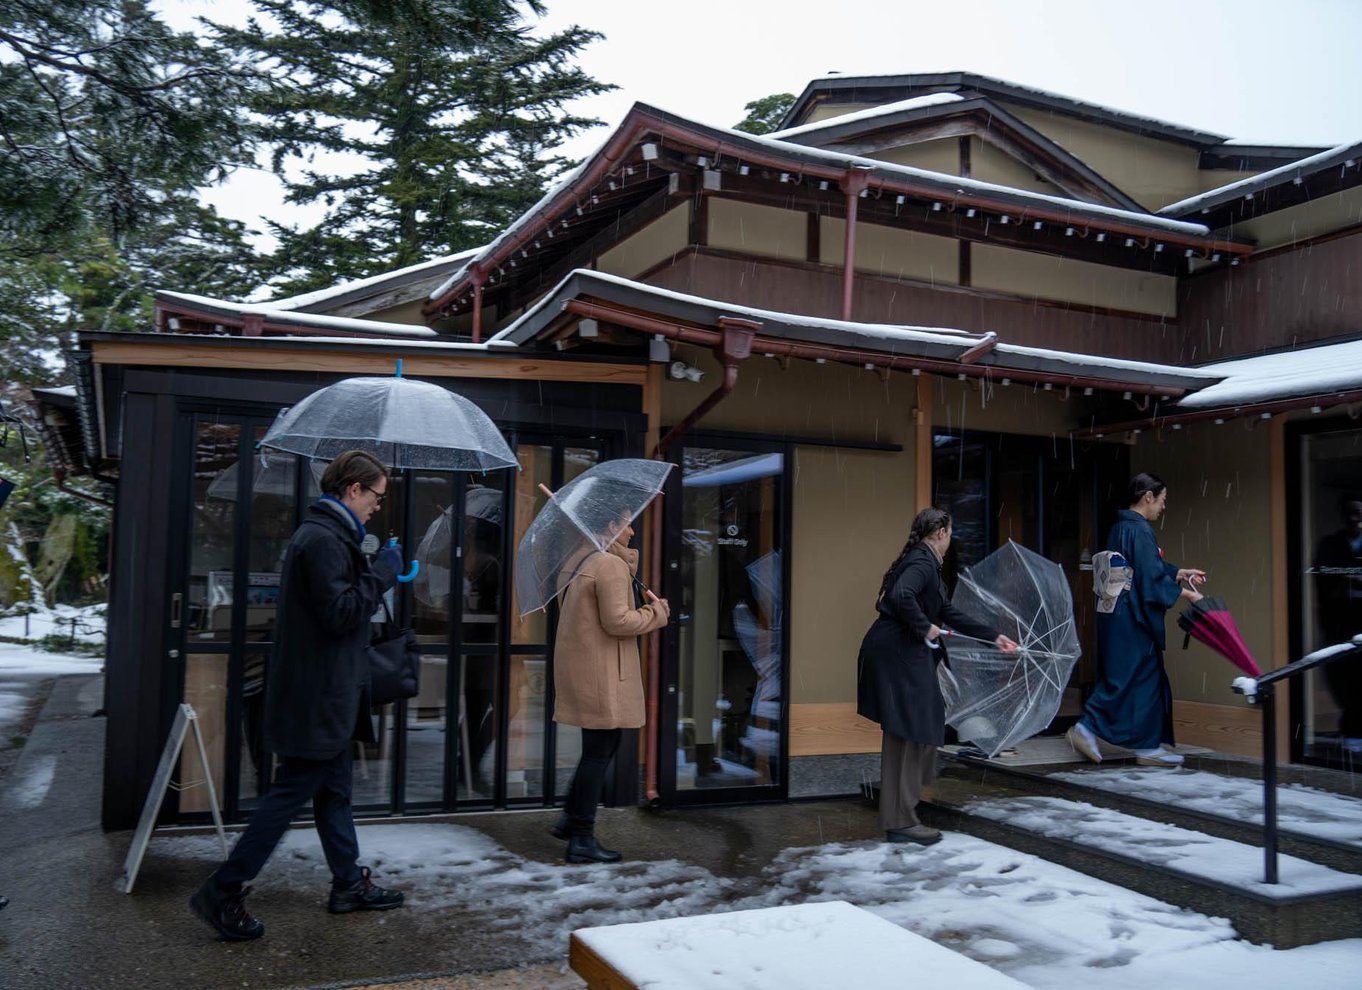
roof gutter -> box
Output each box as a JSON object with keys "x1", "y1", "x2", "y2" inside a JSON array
[{"x1": 1074, "y1": 387, "x2": 1362, "y2": 439}]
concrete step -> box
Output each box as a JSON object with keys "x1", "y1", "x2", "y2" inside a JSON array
[
  {"x1": 938, "y1": 754, "x2": 1362, "y2": 877},
  {"x1": 914, "y1": 758, "x2": 1362, "y2": 948}
]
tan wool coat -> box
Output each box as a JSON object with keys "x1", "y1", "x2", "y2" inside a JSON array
[{"x1": 552, "y1": 543, "x2": 669, "y2": 729}]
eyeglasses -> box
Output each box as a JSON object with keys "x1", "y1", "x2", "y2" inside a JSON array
[{"x1": 362, "y1": 484, "x2": 387, "y2": 506}]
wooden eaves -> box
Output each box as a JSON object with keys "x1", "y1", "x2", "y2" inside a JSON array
[{"x1": 423, "y1": 104, "x2": 1255, "y2": 337}]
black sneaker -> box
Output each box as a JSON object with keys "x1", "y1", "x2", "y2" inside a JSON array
[
  {"x1": 189, "y1": 879, "x2": 264, "y2": 941},
  {"x1": 549, "y1": 811, "x2": 570, "y2": 840},
  {"x1": 328, "y1": 867, "x2": 404, "y2": 914}
]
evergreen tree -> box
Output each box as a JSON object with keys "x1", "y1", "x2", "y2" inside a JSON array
[
  {"x1": 0, "y1": 0, "x2": 267, "y2": 383},
  {"x1": 734, "y1": 93, "x2": 797, "y2": 135},
  {"x1": 213, "y1": 0, "x2": 613, "y2": 294}
]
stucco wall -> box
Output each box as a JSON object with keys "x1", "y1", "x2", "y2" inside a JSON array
[
  {"x1": 971, "y1": 243, "x2": 1178, "y2": 317},
  {"x1": 1138, "y1": 420, "x2": 1275, "y2": 706},
  {"x1": 1004, "y1": 103, "x2": 1202, "y2": 211},
  {"x1": 708, "y1": 199, "x2": 807, "y2": 261},
  {"x1": 598, "y1": 204, "x2": 689, "y2": 277}
]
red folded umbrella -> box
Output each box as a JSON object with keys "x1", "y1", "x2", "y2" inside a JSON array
[{"x1": 1177, "y1": 596, "x2": 1262, "y2": 676}]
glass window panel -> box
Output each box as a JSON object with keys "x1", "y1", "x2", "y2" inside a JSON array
[
  {"x1": 462, "y1": 474, "x2": 506, "y2": 645},
  {"x1": 504, "y1": 653, "x2": 551, "y2": 799},
  {"x1": 675, "y1": 448, "x2": 782, "y2": 791},
  {"x1": 410, "y1": 472, "x2": 454, "y2": 642},
  {"x1": 404, "y1": 662, "x2": 448, "y2": 806},
  {"x1": 351, "y1": 703, "x2": 396, "y2": 811},
  {"x1": 243, "y1": 438, "x2": 312, "y2": 645},
  {"x1": 554, "y1": 722, "x2": 581, "y2": 801},
  {"x1": 188, "y1": 422, "x2": 242, "y2": 645},
  {"x1": 1300, "y1": 427, "x2": 1362, "y2": 763},
  {"x1": 179, "y1": 653, "x2": 227, "y2": 813},
  {"x1": 460, "y1": 653, "x2": 499, "y2": 802},
  {"x1": 933, "y1": 433, "x2": 989, "y2": 572},
  {"x1": 237, "y1": 652, "x2": 271, "y2": 810}
]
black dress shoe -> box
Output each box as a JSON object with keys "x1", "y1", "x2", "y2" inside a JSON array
[
  {"x1": 190, "y1": 878, "x2": 265, "y2": 941},
  {"x1": 328, "y1": 867, "x2": 404, "y2": 913},
  {"x1": 566, "y1": 833, "x2": 622, "y2": 864},
  {"x1": 549, "y1": 812, "x2": 570, "y2": 840}
]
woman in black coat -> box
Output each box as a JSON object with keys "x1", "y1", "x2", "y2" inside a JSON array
[{"x1": 857, "y1": 507, "x2": 1017, "y2": 845}]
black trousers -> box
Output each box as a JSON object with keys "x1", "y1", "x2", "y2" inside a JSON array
[
  {"x1": 564, "y1": 727, "x2": 623, "y2": 836},
  {"x1": 214, "y1": 748, "x2": 362, "y2": 890}
]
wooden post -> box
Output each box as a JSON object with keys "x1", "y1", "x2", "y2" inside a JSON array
[{"x1": 914, "y1": 375, "x2": 933, "y2": 510}]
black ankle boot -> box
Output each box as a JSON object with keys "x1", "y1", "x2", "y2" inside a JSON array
[
  {"x1": 189, "y1": 877, "x2": 265, "y2": 941},
  {"x1": 566, "y1": 833, "x2": 622, "y2": 864},
  {"x1": 328, "y1": 866, "x2": 404, "y2": 913}
]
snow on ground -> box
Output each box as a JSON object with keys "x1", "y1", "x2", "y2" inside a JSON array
[
  {"x1": 0, "y1": 602, "x2": 106, "y2": 645},
  {"x1": 1051, "y1": 767, "x2": 1362, "y2": 847},
  {"x1": 0, "y1": 641, "x2": 103, "y2": 736},
  {"x1": 154, "y1": 822, "x2": 1362, "y2": 988}
]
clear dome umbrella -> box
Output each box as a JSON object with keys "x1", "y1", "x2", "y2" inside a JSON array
[
  {"x1": 515, "y1": 458, "x2": 673, "y2": 615},
  {"x1": 258, "y1": 362, "x2": 517, "y2": 473},
  {"x1": 935, "y1": 540, "x2": 1082, "y2": 757}
]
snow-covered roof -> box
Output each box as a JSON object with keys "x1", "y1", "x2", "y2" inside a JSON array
[
  {"x1": 492, "y1": 269, "x2": 1218, "y2": 394},
  {"x1": 781, "y1": 72, "x2": 1228, "y2": 146},
  {"x1": 429, "y1": 103, "x2": 1219, "y2": 307},
  {"x1": 1161, "y1": 141, "x2": 1362, "y2": 216},
  {"x1": 156, "y1": 290, "x2": 439, "y2": 338},
  {"x1": 1176, "y1": 338, "x2": 1362, "y2": 409},
  {"x1": 266, "y1": 249, "x2": 481, "y2": 312},
  {"x1": 769, "y1": 93, "x2": 964, "y2": 139}
]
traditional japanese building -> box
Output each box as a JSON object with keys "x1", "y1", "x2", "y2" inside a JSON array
[{"x1": 38, "y1": 72, "x2": 1362, "y2": 830}]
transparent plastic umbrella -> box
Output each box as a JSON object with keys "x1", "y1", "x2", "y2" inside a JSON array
[
  {"x1": 936, "y1": 540, "x2": 1081, "y2": 757},
  {"x1": 515, "y1": 459, "x2": 673, "y2": 615},
  {"x1": 258, "y1": 363, "x2": 517, "y2": 473}
]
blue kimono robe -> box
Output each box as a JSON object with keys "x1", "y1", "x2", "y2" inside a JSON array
[{"x1": 1083, "y1": 509, "x2": 1182, "y2": 750}]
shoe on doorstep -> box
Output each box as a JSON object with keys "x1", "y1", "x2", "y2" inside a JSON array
[
  {"x1": 328, "y1": 867, "x2": 405, "y2": 913},
  {"x1": 1134, "y1": 748, "x2": 1184, "y2": 767},
  {"x1": 566, "y1": 833, "x2": 623, "y2": 864},
  {"x1": 189, "y1": 878, "x2": 265, "y2": 941},
  {"x1": 1066, "y1": 723, "x2": 1103, "y2": 764},
  {"x1": 549, "y1": 811, "x2": 570, "y2": 840},
  {"x1": 885, "y1": 824, "x2": 943, "y2": 846}
]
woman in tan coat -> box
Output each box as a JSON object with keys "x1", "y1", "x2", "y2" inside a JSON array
[{"x1": 551, "y1": 515, "x2": 669, "y2": 863}]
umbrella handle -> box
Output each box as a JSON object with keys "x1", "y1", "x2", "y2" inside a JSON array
[{"x1": 397, "y1": 559, "x2": 419, "y2": 583}]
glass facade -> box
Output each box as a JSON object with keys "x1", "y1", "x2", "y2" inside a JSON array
[{"x1": 1297, "y1": 425, "x2": 1362, "y2": 765}]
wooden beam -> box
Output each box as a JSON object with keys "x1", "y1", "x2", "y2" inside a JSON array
[
  {"x1": 789, "y1": 703, "x2": 881, "y2": 756},
  {"x1": 89, "y1": 341, "x2": 649, "y2": 385}
]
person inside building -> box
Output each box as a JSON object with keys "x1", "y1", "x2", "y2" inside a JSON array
[
  {"x1": 1313, "y1": 491, "x2": 1362, "y2": 753},
  {"x1": 549, "y1": 513, "x2": 669, "y2": 864},
  {"x1": 190, "y1": 450, "x2": 406, "y2": 941},
  {"x1": 858, "y1": 507, "x2": 1018, "y2": 845},
  {"x1": 1068, "y1": 472, "x2": 1206, "y2": 768}
]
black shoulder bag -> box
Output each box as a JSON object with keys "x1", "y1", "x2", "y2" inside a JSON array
[{"x1": 367, "y1": 595, "x2": 421, "y2": 705}]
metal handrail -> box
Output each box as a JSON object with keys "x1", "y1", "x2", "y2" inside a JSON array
[{"x1": 1231, "y1": 634, "x2": 1362, "y2": 883}]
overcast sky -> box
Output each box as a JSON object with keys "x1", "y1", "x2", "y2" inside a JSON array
[{"x1": 166, "y1": 0, "x2": 1362, "y2": 248}]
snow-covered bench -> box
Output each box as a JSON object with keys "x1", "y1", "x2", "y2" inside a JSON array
[{"x1": 569, "y1": 900, "x2": 1030, "y2": 989}]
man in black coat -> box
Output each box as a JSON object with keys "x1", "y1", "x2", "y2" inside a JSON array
[{"x1": 191, "y1": 450, "x2": 405, "y2": 941}]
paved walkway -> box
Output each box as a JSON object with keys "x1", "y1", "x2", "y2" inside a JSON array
[{"x1": 0, "y1": 674, "x2": 880, "y2": 990}]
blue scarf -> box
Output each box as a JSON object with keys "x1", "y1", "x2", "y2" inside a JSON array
[{"x1": 319, "y1": 495, "x2": 365, "y2": 541}]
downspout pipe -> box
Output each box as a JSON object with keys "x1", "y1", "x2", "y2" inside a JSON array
[
  {"x1": 642, "y1": 317, "x2": 757, "y2": 804},
  {"x1": 841, "y1": 167, "x2": 872, "y2": 322}
]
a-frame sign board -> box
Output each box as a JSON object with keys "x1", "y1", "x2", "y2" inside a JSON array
[{"x1": 120, "y1": 703, "x2": 229, "y2": 893}]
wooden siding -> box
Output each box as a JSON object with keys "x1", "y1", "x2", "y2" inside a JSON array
[
  {"x1": 1177, "y1": 226, "x2": 1362, "y2": 363},
  {"x1": 647, "y1": 250, "x2": 1183, "y2": 363}
]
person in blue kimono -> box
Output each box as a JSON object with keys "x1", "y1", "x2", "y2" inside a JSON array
[{"x1": 1068, "y1": 473, "x2": 1205, "y2": 767}]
